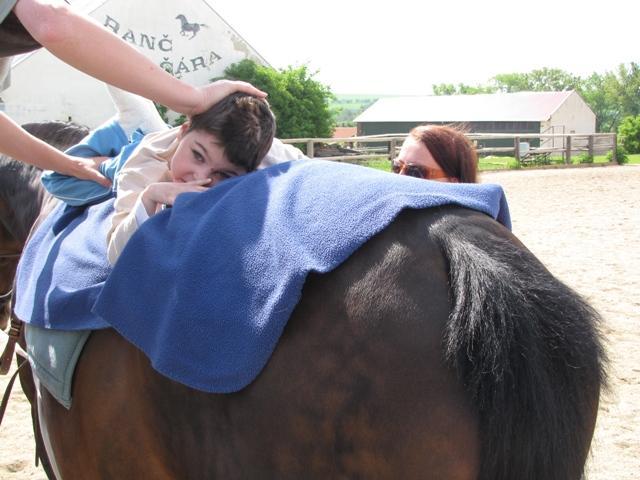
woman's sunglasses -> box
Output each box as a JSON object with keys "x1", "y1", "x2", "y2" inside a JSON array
[{"x1": 391, "y1": 159, "x2": 449, "y2": 180}]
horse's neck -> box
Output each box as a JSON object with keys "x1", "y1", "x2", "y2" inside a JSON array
[{"x1": 0, "y1": 166, "x2": 42, "y2": 245}]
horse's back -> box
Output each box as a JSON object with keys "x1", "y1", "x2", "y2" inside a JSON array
[
  {"x1": 34, "y1": 205, "x2": 604, "y2": 480},
  {"x1": 37, "y1": 207, "x2": 479, "y2": 479}
]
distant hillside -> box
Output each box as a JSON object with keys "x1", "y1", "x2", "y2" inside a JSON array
[{"x1": 331, "y1": 94, "x2": 391, "y2": 126}]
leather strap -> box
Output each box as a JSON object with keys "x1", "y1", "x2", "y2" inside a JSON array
[
  {"x1": 0, "y1": 312, "x2": 23, "y2": 375},
  {"x1": 0, "y1": 356, "x2": 27, "y2": 428}
]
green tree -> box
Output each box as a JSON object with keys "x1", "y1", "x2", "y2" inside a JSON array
[
  {"x1": 432, "y1": 83, "x2": 495, "y2": 95},
  {"x1": 432, "y1": 83, "x2": 457, "y2": 95},
  {"x1": 579, "y1": 63, "x2": 640, "y2": 132},
  {"x1": 154, "y1": 103, "x2": 187, "y2": 127},
  {"x1": 579, "y1": 71, "x2": 621, "y2": 132},
  {"x1": 222, "y1": 60, "x2": 334, "y2": 139},
  {"x1": 434, "y1": 69, "x2": 580, "y2": 95},
  {"x1": 431, "y1": 64, "x2": 640, "y2": 133},
  {"x1": 614, "y1": 62, "x2": 640, "y2": 118},
  {"x1": 489, "y1": 72, "x2": 531, "y2": 92},
  {"x1": 617, "y1": 115, "x2": 640, "y2": 153},
  {"x1": 492, "y1": 68, "x2": 580, "y2": 92}
]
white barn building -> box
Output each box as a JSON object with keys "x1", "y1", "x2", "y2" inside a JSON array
[
  {"x1": 0, "y1": 0, "x2": 268, "y2": 127},
  {"x1": 355, "y1": 91, "x2": 596, "y2": 150}
]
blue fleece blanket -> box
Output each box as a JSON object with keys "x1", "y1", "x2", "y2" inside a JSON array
[
  {"x1": 16, "y1": 159, "x2": 510, "y2": 393},
  {"x1": 95, "y1": 160, "x2": 510, "y2": 392},
  {"x1": 14, "y1": 200, "x2": 112, "y2": 329}
]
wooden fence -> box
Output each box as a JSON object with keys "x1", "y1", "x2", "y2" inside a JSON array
[{"x1": 281, "y1": 132, "x2": 618, "y2": 165}]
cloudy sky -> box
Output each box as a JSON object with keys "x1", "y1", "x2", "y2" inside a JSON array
[{"x1": 211, "y1": 0, "x2": 638, "y2": 95}]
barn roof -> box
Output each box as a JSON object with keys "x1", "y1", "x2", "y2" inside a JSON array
[{"x1": 354, "y1": 91, "x2": 575, "y2": 123}]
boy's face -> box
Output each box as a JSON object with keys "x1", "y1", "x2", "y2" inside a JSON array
[{"x1": 169, "y1": 124, "x2": 246, "y2": 185}]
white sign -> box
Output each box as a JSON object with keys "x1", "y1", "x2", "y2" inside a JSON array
[{"x1": 2, "y1": 0, "x2": 268, "y2": 126}]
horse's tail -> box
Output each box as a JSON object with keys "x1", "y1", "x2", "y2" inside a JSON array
[{"x1": 430, "y1": 212, "x2": 607, "y2": 480}]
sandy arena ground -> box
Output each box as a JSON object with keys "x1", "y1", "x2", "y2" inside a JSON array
[{"x1": 1, "y1": 164, "x2": 638, "y2": 479}]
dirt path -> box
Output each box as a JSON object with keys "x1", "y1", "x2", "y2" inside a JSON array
[
  {"x1": 1, "y1": 165, "x2": 638, "y2": 479},
  {"x1": 481, "y1": 165, "x2": 640, "y2": 480}
]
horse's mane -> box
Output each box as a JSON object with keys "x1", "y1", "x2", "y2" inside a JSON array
[
  {"x1": 22, "y1": 121, "x2": 89, "y2": 151},
  {"x1": 0, "y1": 121, "x2": 88, "y2": 242}
]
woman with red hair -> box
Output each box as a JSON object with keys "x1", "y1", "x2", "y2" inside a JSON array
[{"x1": 392, "y1": 125, "x2": 478, "y2": 183}]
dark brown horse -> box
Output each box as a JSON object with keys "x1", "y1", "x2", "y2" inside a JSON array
[
  {"x1": 0, "y1": 12, "x2": 43, "y2": 328},
  {"x1": 2, "y1": 122, "x2": 606, "y2": 480},
  {"x1": 0, "y1": 123, "x2": 88, "y2": 329},
  {"x1": 0, "y1": 158, "x2": 37, "y2": 329}
]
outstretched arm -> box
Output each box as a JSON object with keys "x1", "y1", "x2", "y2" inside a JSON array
[
  {"x1": 13, "y1": 0, "x2": 266, "y2": 116},
  {"x1": 0, "y1": 112, "x2": 110, "y2": 186}
]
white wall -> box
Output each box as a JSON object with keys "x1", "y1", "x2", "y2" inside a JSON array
[
  {"x1": 541, "y1": 92, "x2": 596, "y2": 149},
  {"x1": 3, "y1": 51, "x2": 115, "y2": 126},
  {"x1": 549, "y1": 92, "x2": 596, "y2": 134},
  {"x1": 2, "y1": 0, "x2": 267, "y2": 127}
]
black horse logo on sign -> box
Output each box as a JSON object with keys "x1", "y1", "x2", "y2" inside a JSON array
[{"x1": 175, "y1": 14, "x2": 208, "y2": 40}]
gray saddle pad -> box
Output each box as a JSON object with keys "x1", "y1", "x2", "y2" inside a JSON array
[{"x1": 25, "y1": 324, "x2": 90, "y2": 409}]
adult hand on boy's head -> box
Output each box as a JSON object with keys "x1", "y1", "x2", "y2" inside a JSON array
[{"x1": 191, "y1": 80, "x2": 267, "y2": 116}]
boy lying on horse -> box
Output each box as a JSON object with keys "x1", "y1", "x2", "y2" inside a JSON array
[
  {"x1": 0, "y1": 0, "x2": 267, "y2": 187},
  {"x1": 41, "y1": 87, "x2": 276, "y2": 263}
]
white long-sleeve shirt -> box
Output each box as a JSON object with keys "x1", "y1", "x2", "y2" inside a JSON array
[
  {"x1": 107, "y1": 129, "x2": 307, "y2": 264},
  {"x1": 106, "y1": 127, "x2": 179, "y2": 264}
]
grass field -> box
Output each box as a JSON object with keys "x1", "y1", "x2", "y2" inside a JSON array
[
  {"x1": 629, "y1": 154, "x2": 640, "y2": 164},
  {"x1": 330, "y1": 94, "x2": 389, "y2": 125}
]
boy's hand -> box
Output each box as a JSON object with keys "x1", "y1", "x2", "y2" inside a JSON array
[
  {"x1": 191, "y1": 80, "x2": 267, "y2": 116},
  {"x1": 141, "y1": 179, "x2": 211, "y2": 215}
]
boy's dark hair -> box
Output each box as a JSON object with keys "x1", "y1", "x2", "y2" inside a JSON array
[{"x1": 188, "y1": 93, "x2": 276, "y2": 172}]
